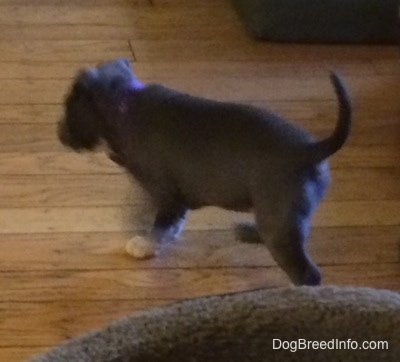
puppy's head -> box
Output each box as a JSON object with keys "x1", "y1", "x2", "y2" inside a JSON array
[
  {"x1": 58, "y1": 68, "x2": 101, "y2": 151},
  {"x1": 58, "y1": 58, "x2": 138, "y2": 151}
]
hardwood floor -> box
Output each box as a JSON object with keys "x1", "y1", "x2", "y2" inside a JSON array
[{"x1": 0, "y1": 0, "x2": 399, "y2": 360}]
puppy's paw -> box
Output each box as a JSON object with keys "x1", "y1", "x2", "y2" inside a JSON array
[
  {"x1": 125, "y1": 236, "x2": 157, "y2": 259},
  {"x1": 302, "y1": 266, "x2": 322, "y2": 286}
]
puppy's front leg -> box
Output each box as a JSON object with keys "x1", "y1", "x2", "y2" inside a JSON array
[
  {"x1": 151, "y1": 205, "x2": 188, "y2": 244},
  {"x1": 126, "y1": 205, "x2": 187, "y2": 259}
]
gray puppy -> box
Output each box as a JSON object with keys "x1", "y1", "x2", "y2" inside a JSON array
[{"x1": 58, "y1": 58, "x2": 351, "y2": 286}]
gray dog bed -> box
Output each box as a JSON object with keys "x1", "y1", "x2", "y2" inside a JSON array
[
  {"x1": 232, "y1": 0, "x2": 400, "y2": 43},
  {"x1": 31, "y1": 286, "x2": 400, "y2": 361}
]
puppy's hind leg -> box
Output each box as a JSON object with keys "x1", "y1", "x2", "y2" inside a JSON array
[
  {"x1": 252, "y1": 182, "x2": 321, "y2": 286},
  {"x1": 126, "y1": 203, "x2": 187, "y2": 259},
  {"x1": 272, "y1": 217, "x2": 320, "y2": 286}
]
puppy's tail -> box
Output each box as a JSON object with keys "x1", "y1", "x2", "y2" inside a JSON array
[{"x1": 300, "y1": 72, "x2": 352, "y2": 164}]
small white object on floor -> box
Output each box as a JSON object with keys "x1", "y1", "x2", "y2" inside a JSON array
[{"x1": 125, "y1": 236, "x2": 157, "y2": 259}]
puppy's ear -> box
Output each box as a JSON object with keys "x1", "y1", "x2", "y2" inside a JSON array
[
  {"x1": 74, "y1": 68, "x2": 99, "y2": 92},
  {"x1": 123, "y1": 58, "x2": 132, "y2": 70},
  {"x1": 60, "y1": 70, "x2": 102, "y2": 150}
]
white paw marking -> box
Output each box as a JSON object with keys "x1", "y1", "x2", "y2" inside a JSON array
[{"x1": 125, "y1": 236, "x2": 157, "y2": 259}]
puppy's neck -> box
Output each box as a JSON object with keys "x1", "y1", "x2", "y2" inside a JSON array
[{"x1": 116, "y1": 79, "x2": 144, "y2": 114}]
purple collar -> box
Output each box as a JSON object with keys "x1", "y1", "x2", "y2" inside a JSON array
[
  {"x1": 128, "y1": 79, "x2": 145, "y2": 91},
  {"x1": 116, "y1": 79, "x2": 144, "y2": 114}
]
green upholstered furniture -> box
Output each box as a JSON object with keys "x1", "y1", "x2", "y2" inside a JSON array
[{"x1": 232, "y1": 0, "x2": 400, "y2": 43}]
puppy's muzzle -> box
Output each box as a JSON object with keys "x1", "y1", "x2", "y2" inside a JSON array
[
  {"x1": 57, "y1": 120, "x2": 83, "y2": 151},
  {"x1": 57, "y1": 120, "x2": 71, "y2": 146}
]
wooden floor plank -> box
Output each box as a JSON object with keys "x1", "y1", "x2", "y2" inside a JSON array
[
  {"x1": 0, "y1": 348, "x2": 44, "y2": 362},
  {"x1": 0, "y1": 124, "x2": 65, "y2": 153},
  {"x1": 121, "y1": 61, "x2": 379, "y2": 79},
  {"x1": 0, "y1": 300, "x2": 171, "y2": 348},
  {"x1": 0, "y1": 0, "x2": 148, "y2": 5},
  {"x1": 0, "y1": 201, "x2": 399, "y2": 234},
  {"x1": 328, "y1": 168, "x2": 400, "y2": 201},
  {"x1": 2, "y1": 206, "x2": 251, "y2": 234},
  {"x1": 0, "y1": 74, "x2": 398, "y2": 104},
  {"x1": 0, "y1": 24, "x2": 154, "y2": 41},
  {"x1": 330, "y1": 146, "x2": 400, "y2": 169},
  {"x1": 372, "y1": 59, "x2": 400, "y2": 75},
  {"x1": 0, "y1": 98, "x2": 397, "y2": 126},
  {"x1": 323, "y1": 264, "x2": 400, "y2": 290},
  {"x1": 0, "y1": 61, "x2": 89, "y2": 80},
  {"x1": 0, "y1": 118, "x2": 397, "y2": 153},
  {"x1": 131, "y1": 38, "x2": 398, "y2": 62},
  {"x1": 151, "y1": 0, "x2": 228, "y2": 6},
  {"x1": 1, "y1": 264, "x2": 398, "y2": 349},
  {"x1": 0, "y1": 268, "x2": 287, "y2": 302},
  {"x1": 0, "y1": 227, "x2": 398, "y2": 271},
  {"x1": 0, "y1": 3, "x2": 236, "y2": 41},
  {"x1": 0, "y1": 146, "x2": 398, "y2": 177},
  {"x1": 0, "y1": 152, "x2": 119, "y2": 175},
  {"x1": 0, "y1": 264, "x2": 398, "y2": 355},
  {"x1": 249, "y1": 98, "x2": 400, "y2": 125},
  {"x1": 0, "y1": 168, "x2": 399, "y2": 208},
  {"x1": 0, "y1": 4, "x2": 234, "y2": 27},
  {"x1": 2, "y1": 260, "x2": 396, "y2": 350},
  {"x1": 0, "y1": 60, "x2": 378, "y2": 81},
  {"x1": 0, "y1": 174, "x2": 137, "y2": 208},
  {"x1": 135, "y1": 75, "x2": 400, "y2": 102},
  {"x1": 0, "y1": 40, "x2": 132, "y2": 62},
  {"x1": 0, "y1": 104, "x2": 61, "y2": 123},
  {"x1": 1, "y1": 264, "x2": 398, "y2": 304},
  {"x1": 0, "y1": 5, "x2": 156, "y2": 26}
]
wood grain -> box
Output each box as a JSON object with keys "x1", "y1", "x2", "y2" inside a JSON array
[
  {"x1": 1, "y1": 265, "x2": 399, "y2": 304},
  {"x1": 0, "y1": 146, "x2": 398, "y2": 177},
  {"x1": 0, "y1": 227, "x2": 398, "y2": 271},
  {"x1": 1, "y1": 74, "x2": 398, "y2": 104},
  {"x1": 0, "y1": 2, "x2": 235, "y2": 41},
  {"x1": 0, "y1": 268, "x2": 288, "y2": 303},
  {"x1": 2, "y1": 255, "x2": 398, "y2": 349},
  {"x1": 0, "y1": 40, "x2": 132, "y2": 62},
  {"x1": 0, "y1": 99, "x2": 396, "y2": 126},
  {"x1": 0, "y1": 200, "x2": 399, "y2": 234},
  {"x1": 0, "y1": 348, "x2": 45, "y2": 362},
  {"x1": 0, "y1": 0, "x2": 148, "y2": 4},
  {"x1": 0, "y1": 300, "x2": 171, "y2": 347},
  {"x1": 131, "y1": 38, "x2": 398, "y2": 62},
  {"x1": 0, "y1": 61, "x2": 378, "y2": 81},
  {"x1": 0, "y1": 168, "x2": 399, "y2": 208},
  {"x1": 0, "y1": 121, "x2": 397, "y2": 153},
  {"x1": 0, "y1": 62, "x2": 86, "y2": 80},
  {"x1": 372, "y1": 59, "x2": 400, "y2": 75},
  {"x1": 0, "y1": 152, "x2": 119, "y2": 175},
  {"x1": 0, "y1": 104, "x2": 61, "y2": 123}
]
